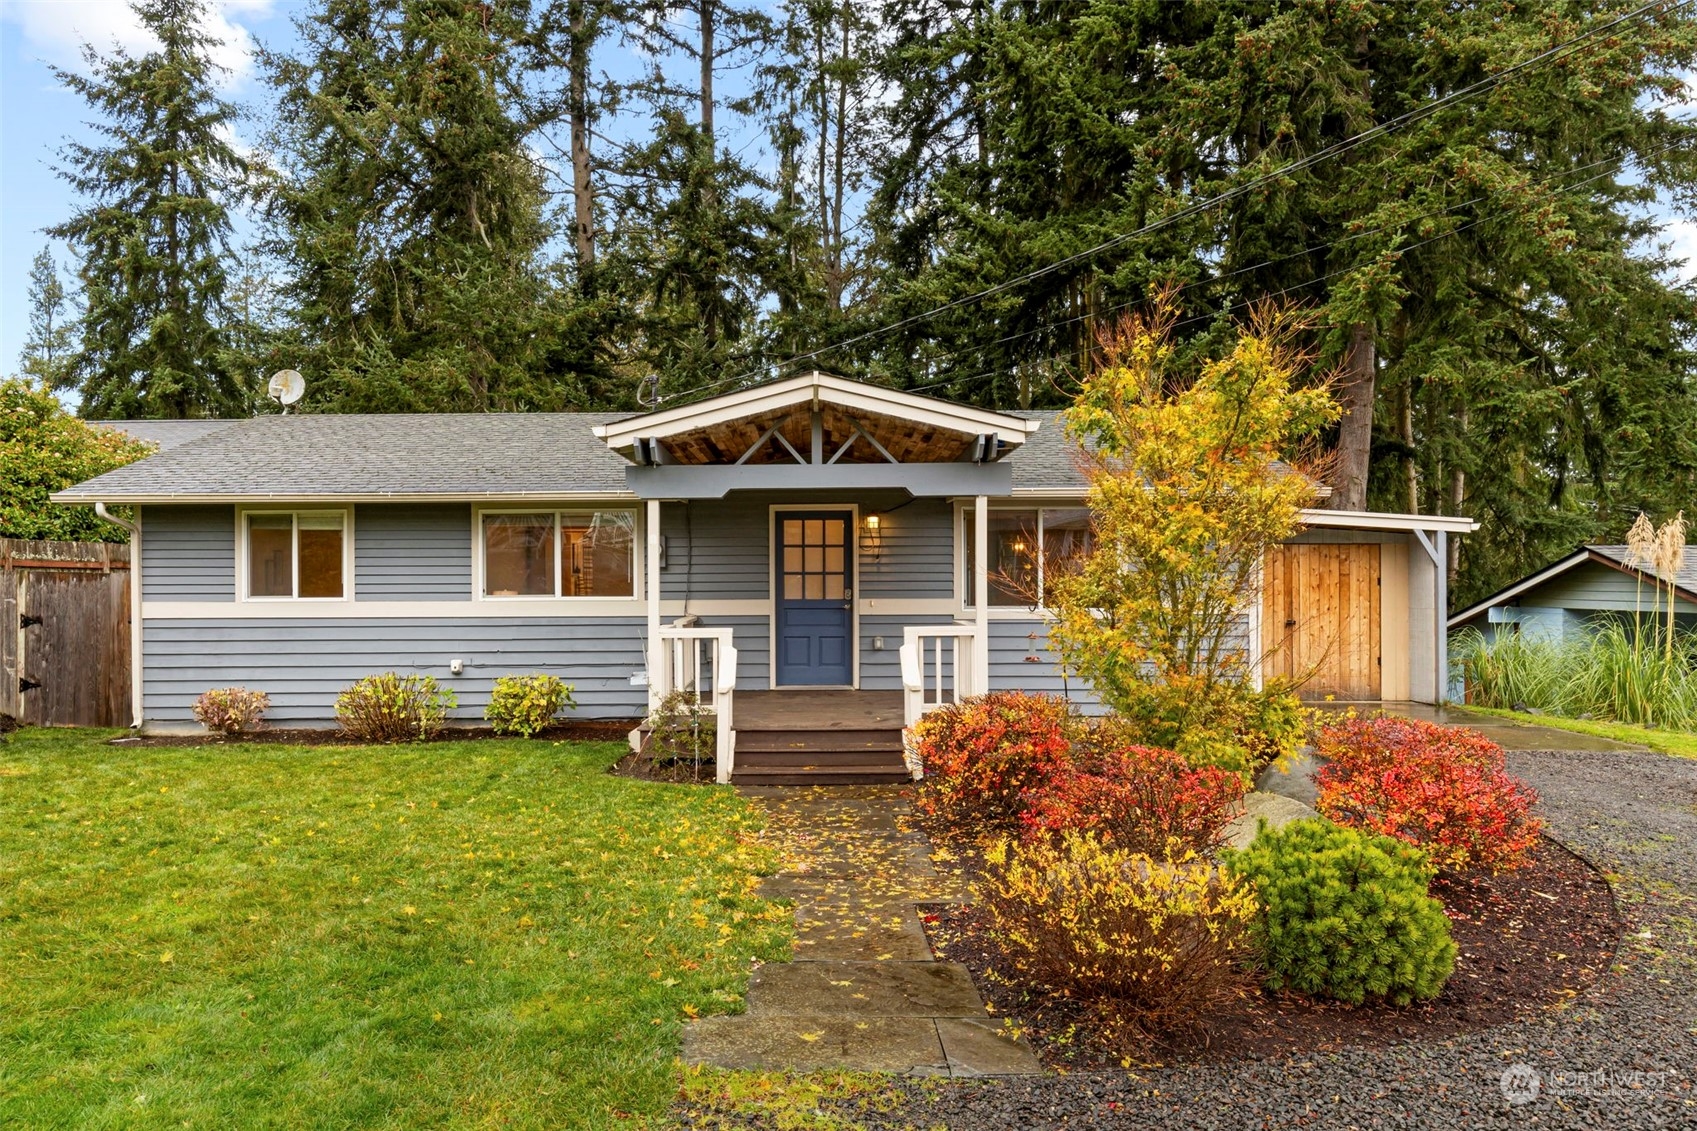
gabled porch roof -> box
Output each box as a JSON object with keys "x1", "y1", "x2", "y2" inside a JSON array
[{"x1": 593, "y1": 372, "x2": 1044, "y2": 499}]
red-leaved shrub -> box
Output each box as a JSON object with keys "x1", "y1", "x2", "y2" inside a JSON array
[
  {"x1": 1314, "y1": 716, "x2": 1544, "y2": 872},
  {"x1": 1021, "y1": 735, "x2": 1247, "y2": 858},
  {"x1": 911, "y1": 691, "x2": 1074, "y2": 831}
]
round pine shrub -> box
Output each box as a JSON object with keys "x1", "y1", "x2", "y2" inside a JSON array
[
  {"x1": 485, "y1": 674, "x2": 576, "y2": 737},
  {"x1": 1226, "y1": 818, "x2": 1457, "y2": 1006},
  {"x1": 335, "y1": 673, "x2": 456, "y2": 743}
]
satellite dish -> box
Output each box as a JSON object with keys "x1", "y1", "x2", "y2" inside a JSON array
[{"x1": 267, "y1": 369, "x2": 305, "y2": 411}]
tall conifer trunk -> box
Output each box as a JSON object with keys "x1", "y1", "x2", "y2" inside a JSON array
[
  {"x1": 568, "y1": 0, "x2": 594, "y2": 270},
  {"x1": 1329, "y1": 321, "x2": 1375, "y2": 511}
]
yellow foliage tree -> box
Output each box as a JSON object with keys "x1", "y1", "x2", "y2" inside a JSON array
[{"x1": 1049, "y1": 299, "x2": 1339, "y2": 776}]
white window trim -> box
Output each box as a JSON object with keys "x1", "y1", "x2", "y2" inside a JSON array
[
  {"x1": 473, "y1": 504, "x2": 643, "y2": 603},
  {"x1": 955, "y1": 500, "x2": 1082, "y2": 618},
  {"x1": 235, "y1": 506, "x2": 355, "y2": 602}
]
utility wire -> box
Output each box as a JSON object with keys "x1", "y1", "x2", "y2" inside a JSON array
[{"x1": 657, "y1": 0, "x2": 1689, "y2": 406}]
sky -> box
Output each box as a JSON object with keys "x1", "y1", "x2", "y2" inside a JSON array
[
  {"x1": 0, "y1": 0, "x2": 302, "y2": 368},
  {"x1": 3, "y1": 1, "x2": 1696, "y2": 383}
]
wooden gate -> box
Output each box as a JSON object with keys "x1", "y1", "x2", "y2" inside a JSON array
[
  {"x1": 0, "y1": 539, "x2": 131, "y2": 727},
  {"x1": 1262, "y1": 543, "x2": 1381, "y2": 700}
]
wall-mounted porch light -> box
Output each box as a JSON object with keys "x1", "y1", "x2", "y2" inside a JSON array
[{"x1": 863, "y1": 513, "x2": 883, "y2": 557}]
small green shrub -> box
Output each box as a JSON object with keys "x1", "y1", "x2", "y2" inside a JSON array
[
  {"x1": 646, "y1": 689, "x2": 714, "y2": 779},
  {"x1": 981, "y1": 831, "x2": 1255, "y2": 1044},
  {"x1": 192, "y1": 687, "x2": 270, "y2": 735},
  {"x1": 1226, "y1": 818, "x2": 1456, "y2": 1006},
  {"x1": 485, "y1": 674, "x2": 576, "y2": 737},
  {"x1": 335, "y1": 673, "x2": 456, "y2": 743}
]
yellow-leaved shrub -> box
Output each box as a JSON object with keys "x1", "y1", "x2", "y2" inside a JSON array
[{"x1": 980, "y1": 831, "x2": 1255, "y2": 1044}]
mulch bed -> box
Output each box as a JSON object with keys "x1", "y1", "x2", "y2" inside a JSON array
[
  {"x1": 108, "y1": 721, "x2": 641, "y2": 748},
  {"x1": 607, "y1": 748, "x2": 720, "y2": 784},
  {"x1": 919, "y1": 834, "x2": 1623, "y2": 1068}
]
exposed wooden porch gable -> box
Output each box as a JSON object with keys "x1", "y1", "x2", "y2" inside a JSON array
[{"x1": 593, "y1": 370, "x2": 1040, "y2": 468}]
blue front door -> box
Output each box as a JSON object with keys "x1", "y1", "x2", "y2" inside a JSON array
[{"x1": 775, "y1": 512, "x2": 853, "y2": 686}]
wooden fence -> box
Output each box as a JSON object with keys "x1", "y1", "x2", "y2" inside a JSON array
[{"x1": 0, "y1": 538, "x2": 131, "y2": 728}]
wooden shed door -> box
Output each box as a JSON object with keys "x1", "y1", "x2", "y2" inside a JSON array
[{"x1": 1263, "y1": 544, "x2": 1381, "y2": 700}]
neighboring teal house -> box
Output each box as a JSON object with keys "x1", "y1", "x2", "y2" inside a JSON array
[{"x1": 1449, "y1": 544, "x2": 1697, "y2": 643}]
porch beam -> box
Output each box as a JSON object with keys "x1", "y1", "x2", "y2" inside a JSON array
[
  {"x1": 625, "y1": 463, "x2": 1015, "y2": 499},
  {"x1": 851, "y1": 420, "x2": 899, "y2": 464},
  {"x1": 811, "y1": 410, "x2": 823, "y2": 465}
]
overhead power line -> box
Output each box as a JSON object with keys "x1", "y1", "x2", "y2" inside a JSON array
[{"x1": 660, "y1": 0, "x2": 1690, "y2": 406}]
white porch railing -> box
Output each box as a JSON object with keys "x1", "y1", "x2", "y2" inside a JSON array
[
  {"x1": 651, "y1": 626, "x2": 739, "y2": 783},
  {"x1": 899, "y1": 625, "x2": 980, "y2": 726}
]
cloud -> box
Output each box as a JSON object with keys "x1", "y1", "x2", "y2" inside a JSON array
[{"x1": 0, "y1": 0, "x2": 275, "y2": 87}]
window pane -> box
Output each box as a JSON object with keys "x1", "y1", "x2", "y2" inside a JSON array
[
  {"x1": 825, "y1": 546, "x2": 844, "y2": 574},
  {"x1": 561, "y1": 510, "x2": 634, "y2": 597},
  {"x1": 1041, "y1": 508, "x2": 1093, "y2": 601},
  {"x1": 784, "y1": 575, "x2": 802, "y2": 600},
  {"x1": 825, "y1": 520, "x2": 844, "y2": 546},
  {"x1": 484, "y1": 514, "x2": 555, "y2": 596},
  {"x1": 804, "y1": 546, "x2": 823, "y2": 573},
  {"x1": 804, "y1": 574, "x2": 824, "y2": 600},
  {"x1": 804, "y1": 519, "x2": 823, "y2": 544},
  {"x1": 988, "y1": 510, "x2": 1039, "y2": 606},
  {"x1": 297, "y1": 514, "x2": 345, "y2": 598},
  {"x1": 825, "y1": 574, "x2": 844, "y2": 600},
  {"x1": 248, "y1": 515, "x2": 292, "y2": 597}
]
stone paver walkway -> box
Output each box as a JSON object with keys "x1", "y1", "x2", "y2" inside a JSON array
[{"x1": 682, "y1": 785, "x2": 1041, "y2": 1077}]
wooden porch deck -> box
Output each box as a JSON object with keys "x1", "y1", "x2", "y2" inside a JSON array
[
  {"x1": 735, "y1": 690, "x2": 904, "y2": 731},
  {"x1": 731, "y1": 690, "x2": 909, "y2": 785}
]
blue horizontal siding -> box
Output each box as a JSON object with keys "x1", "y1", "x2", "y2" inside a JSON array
[
  {"x1": 988, "y1": 618, "x2": 1102, "y2": 711},
  {"x1": 141, "y1": 505, "x2": 234, "y2": 601},
  {"x1": 355, "y1": 504, "x2": 472, "y2": 600},
  {"x1": 142, "y1": 617, "x2": 649, "y2": 724}
]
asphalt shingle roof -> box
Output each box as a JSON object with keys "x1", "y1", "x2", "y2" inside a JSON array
[
  {"x1": 57, "y1": 413, "x2": 635, "y2": 501},
  {"x1": 93, "y1": 419, "x2": 245, "y2": 451},
  {"x1": 1589, "y1": 544, "x2": 1697, "y2": 598}
]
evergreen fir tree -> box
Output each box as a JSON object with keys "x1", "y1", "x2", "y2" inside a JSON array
[
  {"x1": 48, "y1": 0, "x2": 250, "y2": 419},
  {"x1": 19, "y1": 247, "x2": 78, "y2": 390},
  {"x1": 262, "y1": 0, "x2": 590, "y2": 412}
]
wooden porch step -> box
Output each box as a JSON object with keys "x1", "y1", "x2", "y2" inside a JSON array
[
  {"x1": 732, "y1": 763, "x2": 912, "y2": 785},
  {"x1": 734, "y1": 747, "x2": 906, "y2": 768},
  {"x1": 734, "y1": 728, "x2": 903, "y2": 754}
]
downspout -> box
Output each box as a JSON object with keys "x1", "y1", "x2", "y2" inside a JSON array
[{"x1": 94, "y1": 502, "x2": 143, "y2": 730}]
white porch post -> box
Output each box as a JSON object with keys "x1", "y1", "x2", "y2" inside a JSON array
[
  {"x1": 973, "y1": 494, "x2": 989, "y2": 696},
  {"x1": 646, "y1": 497, "x2": 662, "y2": 711},
  {"x1": 1436, "y1": 529, "x2": 1450, "y2": 703}
]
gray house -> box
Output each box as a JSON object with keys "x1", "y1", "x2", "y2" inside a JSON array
[
  {"x1": 59, "y1": 373, "x2": 1472, "y2": 781},
  {"x1": 1450, "y1": 544, "x2": 1697, "y2": 643}
]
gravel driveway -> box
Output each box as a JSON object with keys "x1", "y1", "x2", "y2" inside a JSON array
[{"x1": 841, "y1": 749, "x2": 1697, "y2": 1130}]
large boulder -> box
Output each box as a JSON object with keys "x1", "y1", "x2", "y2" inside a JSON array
[{"x1": 1223, "y1": 791, "x2": 1321, "y2": 851}]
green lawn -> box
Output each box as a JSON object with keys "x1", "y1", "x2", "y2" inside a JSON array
[
  {"x1": 0, "y1": 729, "x2": 791, "y2": 1129},
  {"x1": 1463, "y1": 705, "x2": 1697, "y2": 759}
]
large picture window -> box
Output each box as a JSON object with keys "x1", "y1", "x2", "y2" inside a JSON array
[
  {"x1": 481, "y1": 509, "x2": 636, "y2": 598},
  {"x1": 963, "y1": 506, "x2": 1095, "y2": 608},
  {"x1": 245, "y1": 511, "x2": 347, "y2": 599}
]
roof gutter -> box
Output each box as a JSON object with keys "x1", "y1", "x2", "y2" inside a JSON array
[{"x1": 93, "y1": 503, "x2": 144, "y2": 731}]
